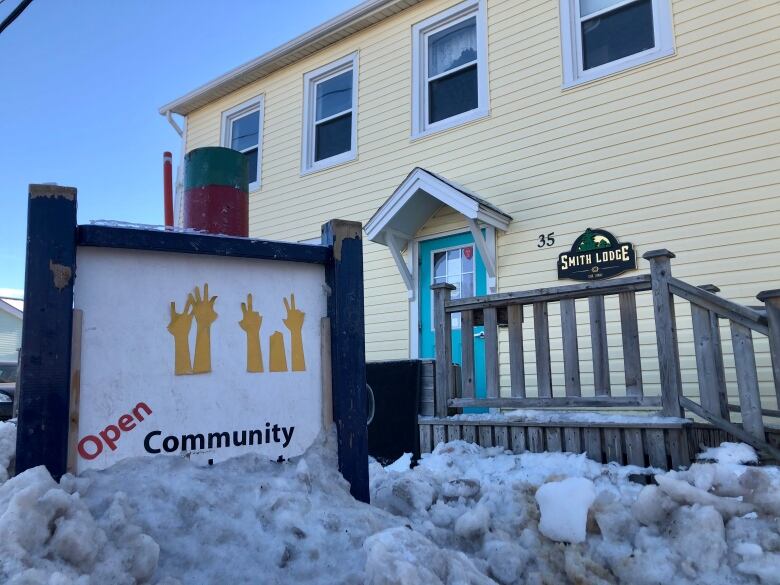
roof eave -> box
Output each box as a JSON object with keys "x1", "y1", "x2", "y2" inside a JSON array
[{"x1": 159, "y1": 0, "x2": 422, "y2": 117}]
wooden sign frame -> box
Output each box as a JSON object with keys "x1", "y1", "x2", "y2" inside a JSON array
[{"x1": 15, "y1": 184, "x2": 369, "y2": 503}]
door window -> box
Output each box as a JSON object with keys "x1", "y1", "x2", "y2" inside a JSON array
[{"x1": 432, "y1": 244, "x2": 475, "y2": 328}]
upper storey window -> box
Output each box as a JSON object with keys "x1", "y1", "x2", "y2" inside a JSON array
[
  {"x1": 221, "y1": 96, "x2": 263, "y2": 190},
  {"x1": 302, "y1": 53, "x2": 358, "y2": 174},
  {"x1": 560, "y1": 0, "x2": 675, "y2": 87},
  {"x1": 412, "y1": 0, "x2": 489, "y2": 138}
]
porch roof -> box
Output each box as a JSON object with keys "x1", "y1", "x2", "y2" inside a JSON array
[{"x1": 364, "y1": 167, "x2": 512, "y2": 247}]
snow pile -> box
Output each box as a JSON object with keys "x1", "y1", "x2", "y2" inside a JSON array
[
  {"x1": 371, "y1": 440, "x2": 780, "y2": 585},
  {"x1": 2, "y1": 416, "x2": 780, "y2": 585},
  {"x1": 699, "y1": 442, "x2": 759, "y2": 465},
  {"x1": 535, "y1": 477, "x2": 595, "y2": 543}
]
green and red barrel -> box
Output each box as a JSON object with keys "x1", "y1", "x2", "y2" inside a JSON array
[{"x1": 183, "y1": 147, "x2": 249, "y2": 237}]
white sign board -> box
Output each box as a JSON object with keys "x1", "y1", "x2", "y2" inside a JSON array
[{"x1": 72, "y1": 247, "x2": 327, "y2": 472}]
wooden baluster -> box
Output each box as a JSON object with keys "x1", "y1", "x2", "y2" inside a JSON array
[
  {"x1": 700, "y1": 285, "x2": 729, "y2": 421},
  {"x1": 560, "y1": 298, "x2": 581, "y2": 397},
  {"x1": 461, "y1": 310, "x2": 476, "y2": 400},
  {"x1": 432, "y1": 283, "x2": 456, "y2": 417},
  {"x1": 691, "y1": 303, "x2": 727, "y2": 419},
  {"x1": 730, "y1": 321, "x2": 764, "y2": 440},
  {"x1": 507, "y1": 304, "x2": 526, "y2": 398},
  {"x1": 589, "y1": 295, "x2": 611, "y2": 396},
  {"x1": 619, "y1": 291, "x2": 643, "y2": 397},
  {"x1": 533, "y1": 302, "x2": 552, "y2": 398},
  {"x1": 758, "y1": 289, "x2": 780, "y2": 409},
  {"x1": 644, "y1": 250, "x2": 684, "y2": 417},
  {"x1": 484, "y1": 307, "x2": 500, "y2": 400}
]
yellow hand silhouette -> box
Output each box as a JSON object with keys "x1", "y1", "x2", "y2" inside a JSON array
[
  {"x1": 282, "y1": 293, "x2": 306, "y2": 372},
  {"x1": 167, "y1": 298, "x2": 194, "y2": 375},
  {"x1": 239, "y1": 293, "x2": 263, "y2": 373},
  {"x1": 191, "y1": 283, "x2": 218, "y2": 374}
]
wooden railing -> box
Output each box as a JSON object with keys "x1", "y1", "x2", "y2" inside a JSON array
[{"x1": 431, "y1": 249, "x2": 780, "y2": 459}]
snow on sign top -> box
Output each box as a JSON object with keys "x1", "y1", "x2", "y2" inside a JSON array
[{"x1": 71, "y1": 246, "x2": 328, "y2": 473}]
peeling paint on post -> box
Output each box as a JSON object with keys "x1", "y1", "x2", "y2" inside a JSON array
[
  {"x1": 322, "y1": 220, "x2": 369, "y2": 503},
  {"x1": 16, "y1": 184, "x2": 78, "y2": 479}
]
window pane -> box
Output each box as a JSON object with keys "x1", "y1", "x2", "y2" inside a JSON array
[
  {"x1": 446, "y1": 249, "x2": 461, "y2": 277},
  {"x1": 579, "y1": 0, "x2": 621, "y2": 17},
  {"x1": 462, "y1": 246, "x2": 474, "y2": 272},
  {"x1": 428, "y1": 16, "x2": 477, "y2": 77},
  {"x1": 230, "y1": 111, "x2": 259, "y2": 152},
  {"x1": 314, "y1": 112, "x2": 352, "y2": 162},
  {"x1": 462, "y1": 272, "x2": 474, "y2": 297},
  {"x1": 245, "y1": 148, "x2": 258, "y2": 184},
  {"x1": 582, "y1": 0, "x2": 654, "y2": 70},
  {"x1": 315, "y1": 70, "x2": 353, "y2": 121},
  {"x1": 429, "y1": 63, "x2": 478, "y2": 124},
  {"x1": 434, "y1": 252, "x2": 446, "y2": 278}
]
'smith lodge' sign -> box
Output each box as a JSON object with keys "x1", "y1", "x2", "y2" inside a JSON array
[
  {"x1": 558, "y1": 228, "x2": 637, "y2": 281},
  {"x1": 16, "y1": 184, "x2": 369, "y2": 502}
]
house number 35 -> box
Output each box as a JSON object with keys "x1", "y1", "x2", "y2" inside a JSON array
[{"x1": 538, "y1": 232, "x2": 555, "y2": 248}]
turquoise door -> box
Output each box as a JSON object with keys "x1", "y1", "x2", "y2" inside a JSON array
[{"x1": 419, "y1": 232, "x2": 487, "y2": 403}]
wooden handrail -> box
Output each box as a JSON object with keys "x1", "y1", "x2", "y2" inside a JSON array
[
  {"x1": 445, "y1": 274, "x2": 651, "y2": 312},
  {"x1": 669, "y1": 277, "x2": 769, "y2": 335}
]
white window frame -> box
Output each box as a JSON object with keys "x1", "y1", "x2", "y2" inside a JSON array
[
  {"x1": 221, "y1": 95, "x2": 264, "y2": 191},
  {"x1": 411, "y1": 0, "x2": 489, "y2": 139},
  {"x1": 301, "y1": 52, "x2": 359, "y2": 175},
  {"x1": 560, "y1": 0, "x2": 675, "y2": 88}
]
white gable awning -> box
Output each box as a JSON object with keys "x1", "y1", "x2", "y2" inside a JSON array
[{"x1": 365, "y1": 168, "x2": 512, "y2": 296}]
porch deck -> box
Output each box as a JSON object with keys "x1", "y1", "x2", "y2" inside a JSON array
[{"x1": 420, "y1": 250, "x2": 780, "y2": 470}]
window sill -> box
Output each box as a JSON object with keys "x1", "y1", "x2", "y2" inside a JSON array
[
  {"x1": 562, "y1": 47, "x2": 676, "y2": 90},
  {"x1": 411, "y1": 107, "x2": 490, "y2": 142},
  {"x1": 300, "y1": 150, "x2": 358, "y2": 177}
]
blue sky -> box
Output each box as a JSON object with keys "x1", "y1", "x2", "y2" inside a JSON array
[{"x1": 0, "y1": 0, "x2": 359, "y2": 297}]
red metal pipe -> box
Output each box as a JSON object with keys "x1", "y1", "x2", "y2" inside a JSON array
[{"x1": 163, "y1": 151, "x2": 174, "y2": 227}]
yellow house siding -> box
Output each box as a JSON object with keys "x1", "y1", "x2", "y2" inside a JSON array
[{"x1": 183, "y1": 0, "x2": 780, "y2": 408}]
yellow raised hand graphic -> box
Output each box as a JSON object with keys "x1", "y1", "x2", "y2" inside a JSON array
[
  {"x1": 283, "y1": 293, "x2": 306, "y2": 372},
  {"x1": 268, "y1": 331, "x2": 288, "y2": 372},
  {"x1": 239, "y1": 293, "x2": 263, "y2": 373},
  {"x1": 167, "y1": 297, "x2": 194, "y2": 375},
  {"x1": 191, "y1": 283, "x2": 218, "y2": 374}
]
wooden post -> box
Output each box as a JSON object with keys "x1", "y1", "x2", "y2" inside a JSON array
[
  {"x1": 322, "y1": 220, "x2": 369, "y2": 503},
  {"x1": 758, "y1": 289, "x2": 780, "y2": 408},
  {"x1": 589, "y1": 295, "x2": 611, "y2": 396},
  {"x1": 431, "y1": 283, "x2": 456, "y2": 417},
  {"x1": 644, "y1": 250, "x2": 684, "y2": 417},
  {"x1": 16, "y1": 184, "x2": 78, "y2": 479}
]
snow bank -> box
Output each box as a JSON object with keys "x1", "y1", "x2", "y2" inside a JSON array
[{"x1": 2, "y1": 417, "x2": 780, "y2": 584}]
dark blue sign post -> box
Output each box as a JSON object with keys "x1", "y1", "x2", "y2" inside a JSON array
[{"x1": 16, "y1": 184, "x2": 369, "y2": 503}]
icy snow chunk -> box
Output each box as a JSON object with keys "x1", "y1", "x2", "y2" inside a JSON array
[
  {"x1": 633, "y1": 484, "x2": 678, "y2": 525},
  {"x1": 655, "y1": 474, "x2": 755, "y2": 518},
  {"x1": 699, "y1": 442, "x2": 758, "y2": 465},
  {"x1": 535, "y1": 477, "x2": 595, "y2": 543}
]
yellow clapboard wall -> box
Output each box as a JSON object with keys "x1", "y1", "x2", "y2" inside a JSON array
[{"x1": 184, "y1": 0, "x2": 780, "y2": 407}]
